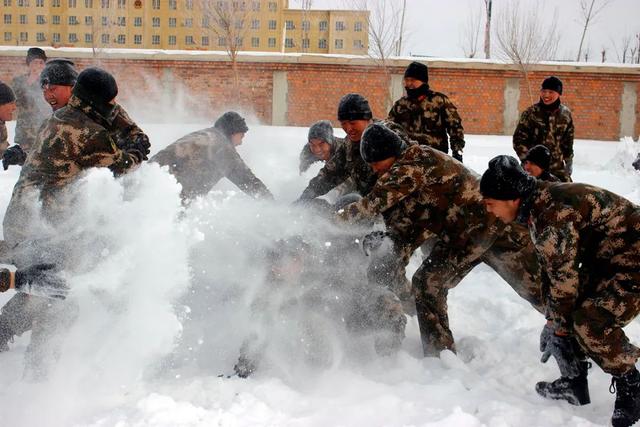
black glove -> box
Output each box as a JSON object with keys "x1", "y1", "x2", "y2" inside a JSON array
[
  {"x1": 233, "y1": 354, "x2": 257, "y2": 378},
  {"x1": 632, "y1": 155, "x2": 640, "y2": 171},
  {"x1": 564, "y1": 158, "x2": 573, "y2": 176},
  {"x1": 452, "y1": 150, "x2": 463, "y2": 163},
  {"x1": 3, "y1": 145, "x2": 27, "y2": 170},
  {"x1": 14, "y1": 263, "x2": 69, "y2": 300},
  {"x1": 540, "y1": 331, "x2": 581, "y2": 378},
  {"x1": 539, "y1": 322, "x2": 554, "y2": 352},
  {"x1": 124, "y1": 133, "x2": 151, "y2": 162},
  {"x1": 362, "y1": 231, "x2": 388, "y2": 256}
]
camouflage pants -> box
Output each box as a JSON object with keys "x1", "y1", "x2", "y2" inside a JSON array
[
  {"x1": 0, "y1": 292, "x2": 76, "y2": 379},
  {"x1": 413, "y1": 223, "x2": 544, "y2": 356},
  {"x1": 572, "y1": 275, "x2": 640, "y2": 376}
]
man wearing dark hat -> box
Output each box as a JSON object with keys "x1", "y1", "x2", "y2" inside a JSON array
[
  {"x1": 513, "y1": 76, "x2": 574, "y2": 182},
  {"x1": 3, "y1": 67, "x2": 150, "y2": 243},
  {"x1": 151, "y1": 111, "x2": 272, "y2": 201},
  {"x1": 9, "y1": 47, "x2": 50, "y2": 153},
  {"x1": 387, "y1": 61, "x2": 466, "y2": 161},
  {"x1": 336, "y1": 123, "x2": 546, "y2": 356},
  {"x1": 299, "y1": 120, "x2": 343, "y2": 173},
  {"x1": 0, "y1": 82, "x2": 17, "y2": 157},
  {"x1": 522, "y1": 144, "x2": 559, "y2": 182},
  {"x1": 481, "y1": 155, "x2": 640, "y2": 427}
]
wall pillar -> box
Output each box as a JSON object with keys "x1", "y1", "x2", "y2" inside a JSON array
[
  {"x1": 620, "y1": 82, "x2": 638, "y2": 139},
  {"x1": 272, "y1": 71, "x2": 288, "y2": 126},
  {"x1": 503, "y1": 78, "x2": 521, "y2": 135}
]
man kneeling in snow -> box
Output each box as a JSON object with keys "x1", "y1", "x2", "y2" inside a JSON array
[{"x1": 151, "y1": 111, "x2": 273, "y2": 202}]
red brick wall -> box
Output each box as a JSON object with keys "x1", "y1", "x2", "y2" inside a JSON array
[{"x1": 0, "y1": 52, "x2": 638, "y2": 140}]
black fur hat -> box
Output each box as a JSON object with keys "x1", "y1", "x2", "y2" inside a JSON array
[
  {"x1": 480, "y1": 155, "x2": 536, "y2": 200},
  {"x1": 337, "y1": 93, "x2": 372, "y2": 121},
  {"x1": 360, "y1": 123, "x2": 404, "y2": 163},
  {"x1": 0, "y1": 82, "x2": 16, "y2": 105},
  {"x1": 72, "y1": 67, "x2": 118, "y2": 108},
  {"x1": 524, "y1": 145, "x2": 551, "y2": 171},
  {"x1": 214, "y1": 111, "x2": 249, "y2": 138},
  {"x1": 404, "y1": 61, "x2": 429, "y2": 83},
  {"x1": 40, "y1": 59, "x2": 78, "y2": 87},
  {"x1": 541, "y1": 76, "x2": 563, "y2": 95},
  {"x1": 26, "y1": 47, "x2": 47, "y2": 65}
]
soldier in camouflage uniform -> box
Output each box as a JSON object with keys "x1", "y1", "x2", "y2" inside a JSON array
[
  {"x1": 3, "y1": 67, "x2": 150, "y2": 244},
  {"x1": 0, "y1": 82, "x2": 17, "y2": 157},
  {"x1": 299, "y1": 120, "x2": 341, "y2": 173},
  {"x1": 481, "y1": 155, "x2": 640, "y2": 427},
  {"x1": 513, "y1": 76, "x2": 574, "y2": 182},
  {"x1": 387, "y1": 61, "x2": 465, "y2": 161},
  {"x1": 522, "y1": 145, "x2": 560, "y2": 182},
  {"x1": 10, "y1": 48, "x2": 50, "y2": 154},
  {"x1": 337, "y1": 123, "x2": 544, "y2": 356},
  {"x1": 151, "y1": 111, "x2": 272, "y2": 202}
]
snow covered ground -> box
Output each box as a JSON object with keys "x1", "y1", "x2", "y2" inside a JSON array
[{"x1": 0, "y1": 120, "x2": 640, "y2": 427}]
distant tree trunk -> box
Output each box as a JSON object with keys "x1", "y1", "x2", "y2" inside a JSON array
[
  {"x1": 484, "y1": 0, "x2": 492, "y2": 59},
  {"x1": 576, "y1": 0, "x2": 612, "y2": 62}
]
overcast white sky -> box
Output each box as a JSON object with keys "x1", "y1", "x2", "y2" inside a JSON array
[{"x1": 291, "y1": 0, "x2": 640, "y2": 63}]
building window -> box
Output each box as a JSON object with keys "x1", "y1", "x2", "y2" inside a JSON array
[
  {"x1": 268, "y1": 1, "x2": 275, "y2": 11},
  {"x1": 319, "y1": 20, "x2": 327, "y2": 31},
  {"x1": 202, "y1": 16, "x2": 209, "y2": 28},
  {"x1": 168, "y1": 35, "x2": 176, "y2": 45},
  {"x1": 301, "y1": 20, "x2": 310, "y2": 31},
  {"x1": 218, "y1": 36, "x2": 226, "y2": 46},
  {"x1": 285, "y1": 20, "x2": 294, "y2": 30},
  {"x1": 101, "y1": 0, "x2": 108, "y2": 7},
  {"x1": 85, "y1": 33, "x2": 92, "y2": 42},
  {"x1": 116, "y1": 34, "x2": 125, "y2": 43},
  {"x1": 85, "y1": 15, "x2": 92, "y2": 25},
  {"x1": 3, "y1": 0, "x2": 10, "y2": 6},
  {"x1": 251, "y1": 19, "x2": 259, "y2": 29},
  {"x1": 302, "y1": 38, "x2": 309, "y2": 49},
  {"x1": 4, "y1": 32, "x2": 11, "y2": 42},
  {"x1": 101, "y1": 16, "x2": 108, "y2": 25},
  {"x1": 284, "y1": 38, "x2": 294, "y2": 48},
  {"x1": 152, "y1": 17, "x2": 160, "y2": 27},
  {"x1": 152, "y1": 34, "x2": 160, "y2": 44},
  {"x1": 52, "y1": 0, "x2": 60, "y2": 5},
  {"x1": 52, "y1": 15, "x2": 60, "y2": 24},
  {"x1": 69, "y1": 15, "x2": 79, "y2": 25},
  {"x1": 3, "y1": 15, "x2": 11, "y2": 25},
  {"x1": 69, "y1": 33, "x2": 78, "y2": 42},
  {"x1": 268, "y1": 20, "x2": 276, "y2": 30},
  {"x1": 201, "y1": 35, "x2": 209, "y2": 46},
  {"x1": 37, "y1": 15, "x2": 46, "y2": 24},
  {"x1": 185, "y1": 35, "x2": 194, "y2": 45},
  {"x1": 353, "y1": 39, "x2": 364, "y2": 49},
  {"x1": 84, "y1": 0, "x2": 93, "y2": 6},
  {"x1": 151, "y1": 0, "x2": 158, "y2": 8},
  {"x1": 17, "y1": 0, "x2": 28, "y2": 6},
  {"x1": 53, "y1": 33, "x2": 61, "y2": 43},
  {"x1": 268, "y1": 37, "x2": 275, "y2": 48},
  {"x1": 234, "y1": 36, "x2": 243, "y2": 46},
  {"x1": 20, "y1": 32, "x2": 28, "y2": 42},
  {"x1": 335, "y1": 39, "x2": 343, "y2": 49},
  {"x1": 168, "y1": 17, "x2": 176, "y2": 27},
  {"x1": 36, "y1": 0, "x2": 43, "y2": 5},
  {"x1": 354, "y1": 21, "x2": 363, "y2": 32},
  {"x1": 251, "y1": 37, "x2": 259, "y2": 47},
  {"x1": 134, "y1": 17, "x2": 142, "y2": 26},
  {"x1": 101, "y1": 33, "x2": 109, "y2": 43},
  {"x1": 251, "y1": 0, "x2": 258, "y2": 11},
  {"x1": 184, "y1": 18, "x2": 192, "y2": 27},
  {"x1": 134, "y1": 34, "x2": 142, "y2": 44},
  {"x1": 232, "y1": 0, "x2": 244, "y2": 10},
  {"x1": 336, "y1": 21, "x2": 345, "y2": 31},
  {"x1": 37, "y1": 32, "x2": 46, "y2": 41},
  {"x1": 117, "y1": 0, "x2": 124, "y2": 7},
  {"x1": 68, "y1": 0, "x2": 76, "y2": 7},
  {"x1": 168, "y1": 0, "x2": 175, "y2": 9},
  {"x1": 215, "y1": 0, "x2": 225, "y2": 8},
  {"x1": 117, "y1": 16, "x2": 125, "y2": 26},
  {"x1": 318, "y1": 38, "x2": 327, "y2": 49},
  {"x1": 185, "y1": 0, "x2": 192, "y2": 9},
  {"x1": 19, "y1": 15, "x2": 27, "y2": 24}
]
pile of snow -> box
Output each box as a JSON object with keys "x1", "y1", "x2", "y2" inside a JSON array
[{"x1": 0, "y1": 121, "x2": 639, "y2": 426}]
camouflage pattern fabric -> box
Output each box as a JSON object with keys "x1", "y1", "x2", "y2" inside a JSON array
[
  {"x1": 338, "y1": 145, "x2": 544, "y2": 355},
  {"x1": 513, "y1": 102, "x2": 574, "y2": 182},
  {"x1": 151, "y1": 126, "x2": 272, "y2": 201},
  {"x1": 11, "y1": 74, "x2": 50, "y2": 152},
  {"x1": 3, "y1": 95, "x2": 144, "y2": 243},
  {"x1": 538, "y1": 171, "x2": 560, "y2": 182},
  {"x1": 299, "y1": 120, "x2": 413, "y2": 200},
  {"x1": 387, "y1": 91, "x2": 465, "y2": 154},
  {"x1": 523, "y1": 180, "x2": 640, "y2": 375},
  {"x1": 0, "y1": 121, "x2": 8, "y2": 156}
]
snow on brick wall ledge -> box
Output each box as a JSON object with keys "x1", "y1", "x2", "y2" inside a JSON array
[{"x1": 0, "y1": 48, "x2": 638, "y2": 141}]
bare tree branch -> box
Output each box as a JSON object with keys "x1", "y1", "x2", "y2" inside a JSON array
[
  {"x1": 576, "y1": 0, "x2": 614, "y2": 62},
  {"x1": 484, "y1": 0, "x2": 492, "y2": 59},
  {"x1": 459, "y1": 0, "x2": 482, "y2": 58}
]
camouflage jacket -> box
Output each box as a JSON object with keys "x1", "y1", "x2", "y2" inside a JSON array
[
  {"x1": 299, "y1": 136, "x2": 345, "y2": 174},
  {"x1": 387, "y1": 91, "x2": 465, "y2": 154},
  {"x1": 522, "y1": 180, "x2": 640, "y2": 330},
  {"x1": 338, "y1": 144, "x2": 501, "y2": 252},
  {"x1": 11, "y1": 74, "x2": 51, "y2": 152},
  {"x1": 513, "y1": 102, "x2": 574, "y2": 182},
  {"x1": 299, "y1": 120, "x2": 412, "y2": 200},
  {"x1": 0, "y1": 121, "x2": 8, "y2": 155},
  {"x1": 151, "y1": 126, "x2": 273, "y2": 200}
]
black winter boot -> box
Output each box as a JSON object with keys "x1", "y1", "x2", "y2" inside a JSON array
[
  {"x1": 535, "y1": 361, "x2": 591, "y2": 405},
  {"x1": 611, "y1": 368, "x2": 640, "y2": 427}
]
